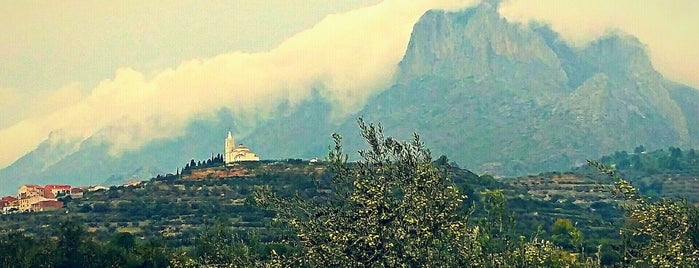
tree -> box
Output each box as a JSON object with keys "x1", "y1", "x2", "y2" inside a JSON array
[
  {"x1": 589, "y1": 160, "x2": 699, "y2": 267},
  {"x1": 0, "y1": 232, "x2": 54, "y2": 268},
  {"x1": 510, "y1": 234, "x2": 576, "y2": 267},
  {"x1": 480, "y1": 189, "x2": 512, "y2": 235},
  {"x1": 193, "y1": 224, "x2": 259, "y2": 266},
  {"x1": 551, "y1": 218, "x2": 582, "y2": 252},
  {"x1": 477, "y1": 189, "x2": 521, "y2": 267},
  {"x1": 111, "y1": 232, "x2": 136, "y2": 251},
  {"x1": 255, "y1": 119, "x2": 482, "y2": 267},
  {"x1": 670, "y1": 147, "x2": 683, "y2": 159},
  {"x1": 53, "y1": 218, "x2": 87, "y2": 268},
  {"x1": 630, "y1": 154, "x2": 643, "y2": 170}
]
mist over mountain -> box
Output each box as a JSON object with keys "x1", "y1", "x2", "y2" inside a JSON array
[
  {"x1": 250, "y1": 2, "x2": 699, "y2": 175},
  {"x1": 349, "y1": 3, "x2": 699, "y2": 175},
  {"x1": 0, "y1": 110, "x2": 241, "y2": 194},
  {"x1": 2, "y1": 2, "x2": 698, "y2": 195}
]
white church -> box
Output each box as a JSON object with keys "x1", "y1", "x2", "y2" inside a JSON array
[{"x1": 224, "y1": 131, "x2": 260, "y2": 164}]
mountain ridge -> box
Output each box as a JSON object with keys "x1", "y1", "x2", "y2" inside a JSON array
[{"x1": 344, "y1": 3, "x2": 698, "y2": 174}]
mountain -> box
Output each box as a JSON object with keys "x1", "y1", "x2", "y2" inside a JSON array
[
  {"x1": 245, "y1": 91, "x2": 338, "y2": 161},
  {"x1": 2, "y1": 2, "x2": 699, "y2": 195},
  {"x1": 0, "y1": 109, "x2": 241, "y2": 195},
  {"x1": 250, "y1": 2, "x2": 699, "y2": 176},
  {"x1": 348, "y1": 2, "x2": 698, "y2": 175}
]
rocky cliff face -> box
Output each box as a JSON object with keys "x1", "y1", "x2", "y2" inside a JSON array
[
  {"x1": 399, "y1": 4, "x2": 567, "y2": 95},
  {"x1": 353, "y1": 2, "x2": 698, "y2": 175}
]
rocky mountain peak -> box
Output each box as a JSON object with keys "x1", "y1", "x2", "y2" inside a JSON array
[
  {"x1": 357, "y1": 6, "x2": 698, "y2": 176},
  {"x1": 398, "y1": 3, "x2": 567, "y2": 89},
  {"x1": 583, "y1": 33, "x2": 655, "y2": 77}
]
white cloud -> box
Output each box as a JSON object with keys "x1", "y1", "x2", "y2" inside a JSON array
[
  {"x1": 498, "y1": 0, "x2": 699, "y2": 89},
  {"x1": 0, "y1": 84, "x2": 84, "y2": 129},
  {"x1": 3, "y1": 0, "x2": 696, "y2": 170},
  {"x1": 0, "y1": 0, "x2": 479, "y2": 169},
  {"x1": 0, "y1": 87, "x2": 22, "y2": 128}
]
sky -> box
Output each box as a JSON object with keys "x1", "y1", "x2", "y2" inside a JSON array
[{"x1": 0, "y1": 0, "x2": 697, "y2": 169}]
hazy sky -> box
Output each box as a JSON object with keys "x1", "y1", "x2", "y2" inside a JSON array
[
  {"x1": 0, "y1": 0, "x2": 697, "y2": 169},
  {"x1": 0, "y1": 0, "x2": 381, "y2": 127}
]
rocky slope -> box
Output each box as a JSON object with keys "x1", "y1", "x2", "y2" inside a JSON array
[{"x1": 345, "y1": 2, "x2": 698, "y2": 174}]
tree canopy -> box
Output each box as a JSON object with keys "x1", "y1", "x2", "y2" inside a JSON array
[{"x1": 254, "y1": 119, "x2": 574, "y2": 267}]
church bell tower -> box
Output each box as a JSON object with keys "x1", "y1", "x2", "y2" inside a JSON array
[{"x1": 224, "y1": 131, "x2": 235, "y2": 164}]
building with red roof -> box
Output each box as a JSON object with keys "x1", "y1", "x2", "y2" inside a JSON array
[
  {"x1": 0, "y1": 196, "x2": 19, "y2": 214},
  {"x1": 70, "y1": 187, "x2": 84, "y2": 198},
  {"x1": 0, "y1": 196, "x2": 18, "y2": 208},
  {"x1": 32, "y1": 200, "x2": 63, "y2": 211},
  {"x1": 44, "y1": 184, "x2": 71, "y2": 198},
  {"x1": 18, "y1": 185, "x2": 44, "y2": 199}
]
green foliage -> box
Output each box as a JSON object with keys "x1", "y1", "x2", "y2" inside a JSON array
[
  {"x1": 8, "y1": 124, "x2": 698, "y2": 266},
  {"x1": 595, "y1": 147, "x2": 699, "y2": 202},
  {"x1": 551, "y1": 218, "x2": 583, "y2": 251},
  {"x1": 53, "y1": 218, "x2": 88, "y2": 268},
  {"x1": 255, "y1": 119, "x2": 576, "y2": 267},
  {"x1": 480, "y1": 189, "x2": 513, "y2": 234},
  {"x1": 0, "y1": 218, "x2": 176, "y2": 268},
  {"x1": 511, "y1": 234, "x2": 577, "y2": 267},
  {"x1": 111, "y1": 232, "x2": 136, "y2": 250},
  {"x1": 256, "y1": 120, "x2": 483, "y2": 266},
  {"x1": 193, "y1": 224, "x2": 263, "y2": 267},
  {"x1": 589, "y1": 160, "x2": 699, "y2": 267},
  {"x1": 0, "y1": 231, "x2": 54, "y2": 267}
]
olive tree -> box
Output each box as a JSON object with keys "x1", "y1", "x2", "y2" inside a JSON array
[
  {"x1": 255, "y1": 119, "x2": 482, "y2": 267},
  {"x1": 589, "y1": 160, "x2": 699, "y2": 267}
]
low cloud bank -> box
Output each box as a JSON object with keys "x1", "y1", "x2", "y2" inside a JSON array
[
  {"x1": 0, "y1": 0, "x2": 477, "y2": 169},
  {"x1": 499, "y1": 0, "x2": 699, "y2": 89},
  {"x1": 5, "y1": 0, "x2": 693, "y2": 169}
]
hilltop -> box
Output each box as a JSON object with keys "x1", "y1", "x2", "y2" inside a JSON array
[
  {"x1": 2, "y1": 142, "x2": 699, "y2": 265},
  {"x1": 0, "y1": 157, "x2": 621, "y2": 250}
]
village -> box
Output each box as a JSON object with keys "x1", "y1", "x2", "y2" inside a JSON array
[
  {"x1": 0, "y1": 184, "x2": 83, "y2": 214},
  {"x1": 0, "y1": 181, "x2": 155, "y2": 215},
  {"x1": 0, "y1": 132, "x2": 263, "y2": 215}
]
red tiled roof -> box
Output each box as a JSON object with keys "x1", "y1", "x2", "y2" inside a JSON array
[
  {"x1": 1, "y1": 196, "x2": 18, "y2": 202},
  {"x1": 45, "y1": 184, "x2": 71, "y2": 189},
  {"x1": 37, "y1": 200, "x2": 63, "y2": 208},
  {"x1": 44, "y1": 190, "x2": 56, "y2": 199}
]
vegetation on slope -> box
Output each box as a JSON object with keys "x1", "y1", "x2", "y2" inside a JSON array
[{"x1": 1, "y1": 122, "x2": 698, "y2": 267}]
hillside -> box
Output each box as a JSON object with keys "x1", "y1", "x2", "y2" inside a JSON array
[
  {"x1": 590, "y1": 146, "x2": 699, "y2": 202},
  {"x1": 4, "y1": 144, "x2": 699, "y2": 265},
  {"x1": 0, "y1": 159, "x2": 624, "y2": 251}
]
